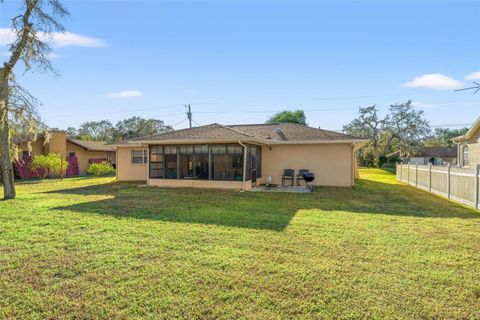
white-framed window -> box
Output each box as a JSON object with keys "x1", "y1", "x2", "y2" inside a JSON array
[
  {"x1": 462, "y1": 145, "x2": 470, "y2": 167},
  {"x1": 131, "y1": 149, "x2": 148, "y2": 164}
]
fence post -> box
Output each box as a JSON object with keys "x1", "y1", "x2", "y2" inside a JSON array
[
  {"x1": 415, "y1": 164, "x2": 418, "y2": 187},
  {"x1": 399, "y1": 163, "x2": 402, "y2": 181},
  {"x1": 428, "y1": 163, "x2": 432, "y2": 192},
  {"x1": 447, "y1": 163, "x2": 451, "y2": 199},
  {"x1": 475, "y1": 164, "x2": 479, "y2": 210},
  {"x1": 407, "y1": 163, "x2": 410, "y2": 185}
]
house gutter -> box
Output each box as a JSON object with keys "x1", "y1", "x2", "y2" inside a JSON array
[{"x1": 238, "y1": 140, "x2": 248, "y2": 191}]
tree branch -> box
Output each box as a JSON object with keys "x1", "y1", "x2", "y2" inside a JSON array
[{"x1": 5, "y1": 0, "x2": 39, "y2": 72}]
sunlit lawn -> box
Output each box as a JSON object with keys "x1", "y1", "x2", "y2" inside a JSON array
[{"x1": 1, "y1": 169, "x2": 479, "y2": 319}]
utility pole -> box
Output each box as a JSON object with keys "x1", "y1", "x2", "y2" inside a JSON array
[{"x1": 185, "y1": 104, "x2": 192, "y2": 128}]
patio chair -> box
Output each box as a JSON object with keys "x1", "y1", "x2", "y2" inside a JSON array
[
  {"x1": 282, "y1": 169, "x2": 295, "y2": 187},
  {"x1": 296, "y1": 169, "x2": 310, "y2": 186}
]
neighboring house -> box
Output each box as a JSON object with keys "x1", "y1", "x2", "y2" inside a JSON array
[
  {"x1": 113, "y1": 123, "x2": 368, "y2": 189},
  {"x1": 454, "y1": 117, "x2": 480, "y2": 168},
  {"x1": 14, "y1": 130, "x2": 116, "y2": 175},
  {"x1": 390, "y1": 147, "x2": 457, "y2": 166}
]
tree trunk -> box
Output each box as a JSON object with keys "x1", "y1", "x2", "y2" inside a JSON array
[
  {"x1": 0, "y1": 68, "x2": 16, "y2": 200},
  {"x1": 372, "y1": 140, "x2": 381, "y2": 168}
]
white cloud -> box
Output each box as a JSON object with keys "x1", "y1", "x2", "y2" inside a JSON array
[
  {"x1": 48, "y1": 31, "x2": 106, "y2": 48},
  {"x1": 0, "y1": 28, "x2": 106, "y2": 48},
  {"x1": 465, "y1": 71, "x2": 480, "y2": 81},
  {"x1": 1, "y1": 51, "x2": 60, "y2": 59},
  {"x1": 0, "y1": 28, "x2": 15, "y2": 46},
  {"x1": 106, "y1": 90, "x2": 144, "y2": 98},
  {"x1": 403, "y1": 73, "x2": 463, "y2": 90}
]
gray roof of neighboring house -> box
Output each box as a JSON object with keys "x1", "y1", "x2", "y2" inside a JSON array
[
  {"x1": 130, "y1": 123, "x2": 364, "y2": 144},
  {"x1": 410, "y1": 147, "x2": 458, "y2": 158}
]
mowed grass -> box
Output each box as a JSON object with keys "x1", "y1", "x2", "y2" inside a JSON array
[{"x1": 0, "y1": 169, "x2": 479, "y2": 319}]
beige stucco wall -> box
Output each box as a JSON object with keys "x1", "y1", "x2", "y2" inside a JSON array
[
  {"x1": 148, "y1": 178, "x2": 251, "y2": 190},
  {"x1": 17, "y1": 138, "x2": 45, "y2": 156},
  {"x1": 66, "y1": 141, "x2": 112, "y2": 174},
  {"x1": 45, "y1": 132, "x2": 67, "y2": 158},
  {"x1": 116, "y1": 146, "x2": 148, "y2": 181},
  {"x1": 458, "y1": 129, "x2": 480, "y2": 168},
  {"x1": 116, "y1": 143, "x2": 355, "y2": 187},
  {"x1": 17, "y1": 132, "x2": 66, "y2": 157},
  {"x1": 258, "y1": 143, "x2": 354, "y2": 187}
]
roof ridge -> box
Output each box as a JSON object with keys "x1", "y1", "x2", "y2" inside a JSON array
[
  {"x1": 231, "y1": 122, "x2": 366, "y2": 140},
  {"x1": 228, "y1": 123, "x2": 281, "y2": 127},
  {"x1": 228, "y1": 123, "x2": 304, "y2": 127},
  {"x1": 217, "y1": 123, "x2": 256, "y2": 138},
  {"x1": 69, "y1": 138, "x2": 107, "y2": 144},
  {"x1": 304, "y1": 126, "x2": 366, "y2": 140},
  {"x1": 130, "y1": 123, "x2": 220, "y2": 141}
]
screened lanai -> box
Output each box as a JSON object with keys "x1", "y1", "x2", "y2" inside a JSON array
[{"x1": 148, "y1": 143, "x2": 262, "y2": 182}]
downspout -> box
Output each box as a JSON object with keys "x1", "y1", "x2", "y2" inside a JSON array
[
  {"x1": 351, "y1": 142, "x2": 355, "y2": 186},
  {"x1": 115, "y1": 148, "x2": 119, "y2": 181},
  {"x1": 457, "y1": 142, "x2": 461, "y2": 167},
  {"x1": 238, "y1": 140, "x2": 247, "y2": 191}
]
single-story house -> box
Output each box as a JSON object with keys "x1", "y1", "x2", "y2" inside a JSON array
[
  {"x1": 390, "y1": 147, "x2": 457, "y2": 166},
  {"x1": 454, "y1": 117, "x2": 480, "y2": 168},
  {"x1": 14, "y1": 130, "x2": 116, "y2": 175},
  {"x1": 113, "y1": 123, "x2": 368, "y2": 189}
]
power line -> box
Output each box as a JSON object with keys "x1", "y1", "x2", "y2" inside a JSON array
[
  {"x1": 43, "y1": 98, "x2": 478, "y2": 121},
  {"x1": 45, "y1": 108, "x2": 185, "y2": 120},
  {"x1": 192, "y1": 99, "x2": 480, "y2": 115},
  {"x1": 431, "y1": 123, "x2": 473, "y2": 128},
  {"x1": 43, "y1": 97, "x2": 479, "y2": 129},
  {"x1": 189, "y1": 90, "x2": 452, "y2": 105},
  {"x1": 171, "y1": 118, "x2": 189, "y2": 127}
]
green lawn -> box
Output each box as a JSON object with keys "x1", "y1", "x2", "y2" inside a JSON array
[{"x1": 1, "y1": 169, "x2": 479, "y2": 319}]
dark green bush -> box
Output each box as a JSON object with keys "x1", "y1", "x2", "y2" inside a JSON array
[{"x1": 87, "y1": 162, "x2": 115, "y2": 177}]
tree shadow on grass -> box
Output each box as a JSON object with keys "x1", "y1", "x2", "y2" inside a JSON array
[
  {"x1": 45, "y1": 182, "x2": 303, "y2": 231},
  {"x1": 45, "y1": 176, "x2": 479, "y2": 232}
]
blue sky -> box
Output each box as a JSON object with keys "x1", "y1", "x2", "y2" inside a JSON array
[{"x1": 1, "y1": 0, "x2": 479, "y2": 131}]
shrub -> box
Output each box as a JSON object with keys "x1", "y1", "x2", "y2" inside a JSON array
[
  {"x1": 31, "y1": 153, "x2": 68, "y2": 179},
  {"x1": 87, "y1": 162, "x2": 115, "y2": 177}
]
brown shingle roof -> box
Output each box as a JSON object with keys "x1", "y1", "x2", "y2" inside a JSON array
[
  {"x1": 131, "y1": 123, "x2": 365, "y2": 144},
  {"x1": 131, "y1": 123, "x2": 253, "y2": 141},
  {"x1": 68, "y1": 139, "x2": 115, "y2": 152}
]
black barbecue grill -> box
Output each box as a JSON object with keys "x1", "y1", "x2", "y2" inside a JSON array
[{"x1": 303, "y1": 172, "x2": 315, "y2": 191}]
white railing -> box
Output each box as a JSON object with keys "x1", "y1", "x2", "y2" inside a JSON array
[{"x1": 396, "y1": 163, "x2": 480, "y2": 210}]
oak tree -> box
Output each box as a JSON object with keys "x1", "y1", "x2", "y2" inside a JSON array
[{"x1": 0, "y1": 0, "x2": 68, "y2": 199}]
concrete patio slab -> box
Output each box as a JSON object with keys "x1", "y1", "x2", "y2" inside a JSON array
[{"x1": 249, "y1": 185, "x2": 312, "y2": 193}]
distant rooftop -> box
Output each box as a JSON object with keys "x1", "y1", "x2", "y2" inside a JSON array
[{"x1": 68, "y1": 139, "x2": 115, "y2": 152}]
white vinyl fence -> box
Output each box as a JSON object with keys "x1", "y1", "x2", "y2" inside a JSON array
[{"x1": 396, "y1": 163, "x2": 480, "y2": 210}]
